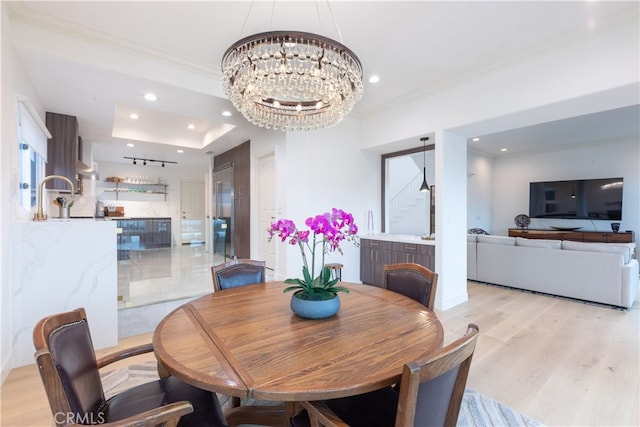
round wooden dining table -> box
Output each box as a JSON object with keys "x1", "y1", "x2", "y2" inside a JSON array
[{"x1": 153, "y1": 281, "x2": 443, "y2": 426}]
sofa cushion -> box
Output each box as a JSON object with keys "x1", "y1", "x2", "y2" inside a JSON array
[
  {"x1": 516, "y1": 237, "x2": 562, "y2": 249},
  {"x1": 467, "y1": 234, "x2": 478, "y2": 243},
  {"x1": 477, "y1": 235, "x2": 516, "y2": 246},
  {"x1": 562, "y1": 240, "x2": 632, "y2": 264}
]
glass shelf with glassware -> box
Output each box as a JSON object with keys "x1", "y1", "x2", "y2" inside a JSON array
[{"x1": 102, "y1": 177, "x2": 168, "y2": 201}]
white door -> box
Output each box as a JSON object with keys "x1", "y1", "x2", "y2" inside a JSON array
[
  {"x1": 180, "y1": 180, "x2": 205, "y2": 245},
  {"x1": 258, "y1": 153, "x2": 276, "y2": 270}
]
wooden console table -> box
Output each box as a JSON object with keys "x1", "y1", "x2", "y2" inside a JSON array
[{"x1": 508, "y1": 228, "x2": 634, "y2": 243}]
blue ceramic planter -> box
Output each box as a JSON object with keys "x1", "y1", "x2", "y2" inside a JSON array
[{"x1": 290, "y1": 293, "x2": 340, "y2": 319}]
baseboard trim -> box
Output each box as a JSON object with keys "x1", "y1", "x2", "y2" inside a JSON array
[
  {"x1": 472, "y1": 280, "x2": 630, "y2": 311},
  {"x1": 1, "y1": 353, "x2": 14, "y2": 386},
  {"x1": 438, "y1": 290, "x2": 469, "y2": 311}
]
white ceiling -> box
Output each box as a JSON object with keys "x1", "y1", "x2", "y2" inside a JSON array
[{"x1": 7, "y1": 1, "x2": 639, "y2": 168}]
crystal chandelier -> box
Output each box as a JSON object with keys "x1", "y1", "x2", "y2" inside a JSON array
[{"x1": 221, "y1": 31, "x2": 364, "y2": 131}]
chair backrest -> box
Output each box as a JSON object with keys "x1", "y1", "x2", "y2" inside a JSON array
[
  {"x1": 33, "y1": 308, "x2": 106, "y2": 425},
  {"x1": 382, "y1": 263, "x2": 438, "y2": 310},
  {"x1": 211, "y1": 259, "x2": 266, "y2": 292},
  {"x1": 395, "y1": 323, "x2": 479, "y2": 427}
]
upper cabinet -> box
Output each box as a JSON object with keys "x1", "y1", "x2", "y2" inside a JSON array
[{"x1": 45, "y1": 112, "x2": 80, "y2": 193}]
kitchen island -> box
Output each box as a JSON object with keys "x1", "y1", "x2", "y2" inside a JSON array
[
  {"x1": 11, "y1": 219, "x2": 118, "y2": 367},
  {"x1": 111, "y1": 217, "x2": 172, "y2": 260},
  {"x1": 360, "y1": 234, "x2": 435, "y2": 287}
]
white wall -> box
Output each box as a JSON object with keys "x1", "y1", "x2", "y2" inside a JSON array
[
  {"x1": 360, "y1": 24, "x2": 639, "y2": 151},
  {"x1": 490, "y1": 138, "x2": 640, "y2": 237},
  {"x1": 1, "y1": 3, "x2": 54, "y2": 382},
  {"x1": 435, "y1": 131, "x2": 469, "y2": 309},
  {"x1": 262, "y1": 118, "x2": 379, "y2": 284},
  {"x1": 0, "y1": 3, "x2": 14, "y2": 383},
  {"x1": 467, "y1": 151, "x2": 494, "y2": 233}
]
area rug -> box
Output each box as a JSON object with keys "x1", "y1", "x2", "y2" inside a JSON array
[{"x1": 101, "y1": 362, "x2": 544, "y2": 426}]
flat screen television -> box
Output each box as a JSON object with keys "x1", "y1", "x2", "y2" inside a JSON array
[{"x1": 529, "y1": 177, "x2": 623, "y2": 220}]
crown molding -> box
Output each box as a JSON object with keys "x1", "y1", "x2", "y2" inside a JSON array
[{"x1": 8, "y1": 3, "x2": 222, "y2": 81}]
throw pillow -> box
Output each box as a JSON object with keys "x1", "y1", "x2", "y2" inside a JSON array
[
  {"x1": 477, "y1": 235, "x2": 516, "y2": 246},
  {"x1": 468, "y1": 228, "x2": 489, "y2": 235},
  {"x1": 562, "y1": 240, "x2": 632, "y2": 264}
]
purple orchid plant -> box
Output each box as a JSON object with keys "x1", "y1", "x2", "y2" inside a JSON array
[{"x1": 267, "y1": 208, "x2": 359, "y2": 300}]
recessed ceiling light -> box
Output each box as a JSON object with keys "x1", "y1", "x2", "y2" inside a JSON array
[
  {"x1": 144, "y1": 93, "x2": 157, "y2": 101},
  {"x1": 187, "y1": 123, "x2": 195, "y2": 130},
  {"x1": 177, "y1": 149, "x2": 184, "y2": 154},
  {"x1": 472, "y1": 137, "x2": 480, "y2": 142},
  {"x1": 500, "y1": 148, "x2": 508, "y2": 152},
  {"x1": 129, "y1": 113, "x2": 139, "y2": 119},
  {"x1": 222, "y1": 111, "x2": 232, "y2": 117},
  {"x1": 126, "y1": 143, "x2": 135, "y2": 147},
  {"x1": 369, "y1": 75, "x2": 380, "y2": 83}
]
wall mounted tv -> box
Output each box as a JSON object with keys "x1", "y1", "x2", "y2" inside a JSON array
[{"x1": 529, "y1": 178, "x2": 623, "y2": 220}]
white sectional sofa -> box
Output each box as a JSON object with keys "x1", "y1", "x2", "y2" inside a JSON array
[{"x1": 467, "y1": 234, "x2": 638, "y2": 308}]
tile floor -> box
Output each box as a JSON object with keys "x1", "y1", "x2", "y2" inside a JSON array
[{"x1": 117, "y1": 243, "x2": 223, "y2": 308}]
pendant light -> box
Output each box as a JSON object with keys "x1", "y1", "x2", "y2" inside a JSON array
[{"x1": 419, "y1": 137, "x2": 430, "y2": 192}]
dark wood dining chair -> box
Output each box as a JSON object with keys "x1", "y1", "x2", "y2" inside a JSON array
[
  {"x1": 211, "y1": 258, "x2": 267, "y2": 411},
  {"x1": 290, "y1": 323, "x2": 479, "y2": 427},
  {"x1": 211, "y1": 259, "x2": 266, "y2": 292},
  {"x1": 382, "y1": 262, "x2": 438, "y2": 310},
  {"x1": 33, "y1": 307, "x2": 228, "y2": 427}
]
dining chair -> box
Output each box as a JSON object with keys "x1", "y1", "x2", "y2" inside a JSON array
[
  {"x1": 211, "y1": 258, "x2": 267, "y2": 411},
  {"x1": 33, "y1": 307, "x2": 228, "y2": 427},
  {"x1": 290, "y1": 323, "x2": 479, "y2": 427},
  {"x1": 382, "y1": 262, "x2": 438, "y2": 310},
  {"x1": 211, "y1": 259, "x2": 266, "y2": 292}
]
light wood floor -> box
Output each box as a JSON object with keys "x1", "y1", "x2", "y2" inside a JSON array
[{"x1": 2, "y1": 282, "x2": 638, "y2": 426}]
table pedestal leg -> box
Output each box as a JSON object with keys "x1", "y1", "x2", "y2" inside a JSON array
[{"x1": 225, "y1": 404, "x2": 288, "y2": 427}]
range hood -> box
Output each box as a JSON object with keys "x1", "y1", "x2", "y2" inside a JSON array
[
  {"x1": 77, "y1": 136, "x2": 99, "y2": 180},
  {"x1": 77, "y1": 160, "x2": 99, "y2": 180}
]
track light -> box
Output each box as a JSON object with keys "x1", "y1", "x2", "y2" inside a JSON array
[
  {"x1": 124, "y1": 157, "x2": 178, "y2": 166},
  {"x1": 419, "y1": 137, "x2": 430, "y2": 192}
]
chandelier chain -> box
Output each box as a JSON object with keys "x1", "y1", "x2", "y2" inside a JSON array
[
  {"x1": 325, "y1": 0, "x2": 344, "y2": 44},
  {"x1": 239, "y1": 0, "x2": 255, "y2": 39}
]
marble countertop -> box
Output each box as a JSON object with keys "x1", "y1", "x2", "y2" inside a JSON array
[
  {"x1": 360, "y1": 233, "x2": 436, "y2": 245},
  {"x1": 105, "y1": 217, "x2": 172, "y2": 220}
]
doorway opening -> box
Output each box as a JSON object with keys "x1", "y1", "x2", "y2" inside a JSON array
[{"x1": 180, "y1": 180, "x2": 205, "y2": 246}]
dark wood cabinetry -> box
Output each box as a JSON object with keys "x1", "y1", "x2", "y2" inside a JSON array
[
  {"x1": 45, "y1": 112, "x2": 79, "y2": 193},
  {"x1": 116, "y1": 218, "x2": 172, "y2": 260},
  {"x1": 360, "y1": 239, "x2": 391, "y2": 287},
  {"x1": 214, "y1": 141, "x2": 250, "y2": 259},
  {"x1": 508, "y1": 228, "x2": 634, "y2": 243},
  {"x1": 391, "y1": 241, "x2": 435, "y2": 267},
  {"x1": 360, "y1": 238, "x2": 435, "y2": 287}
]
